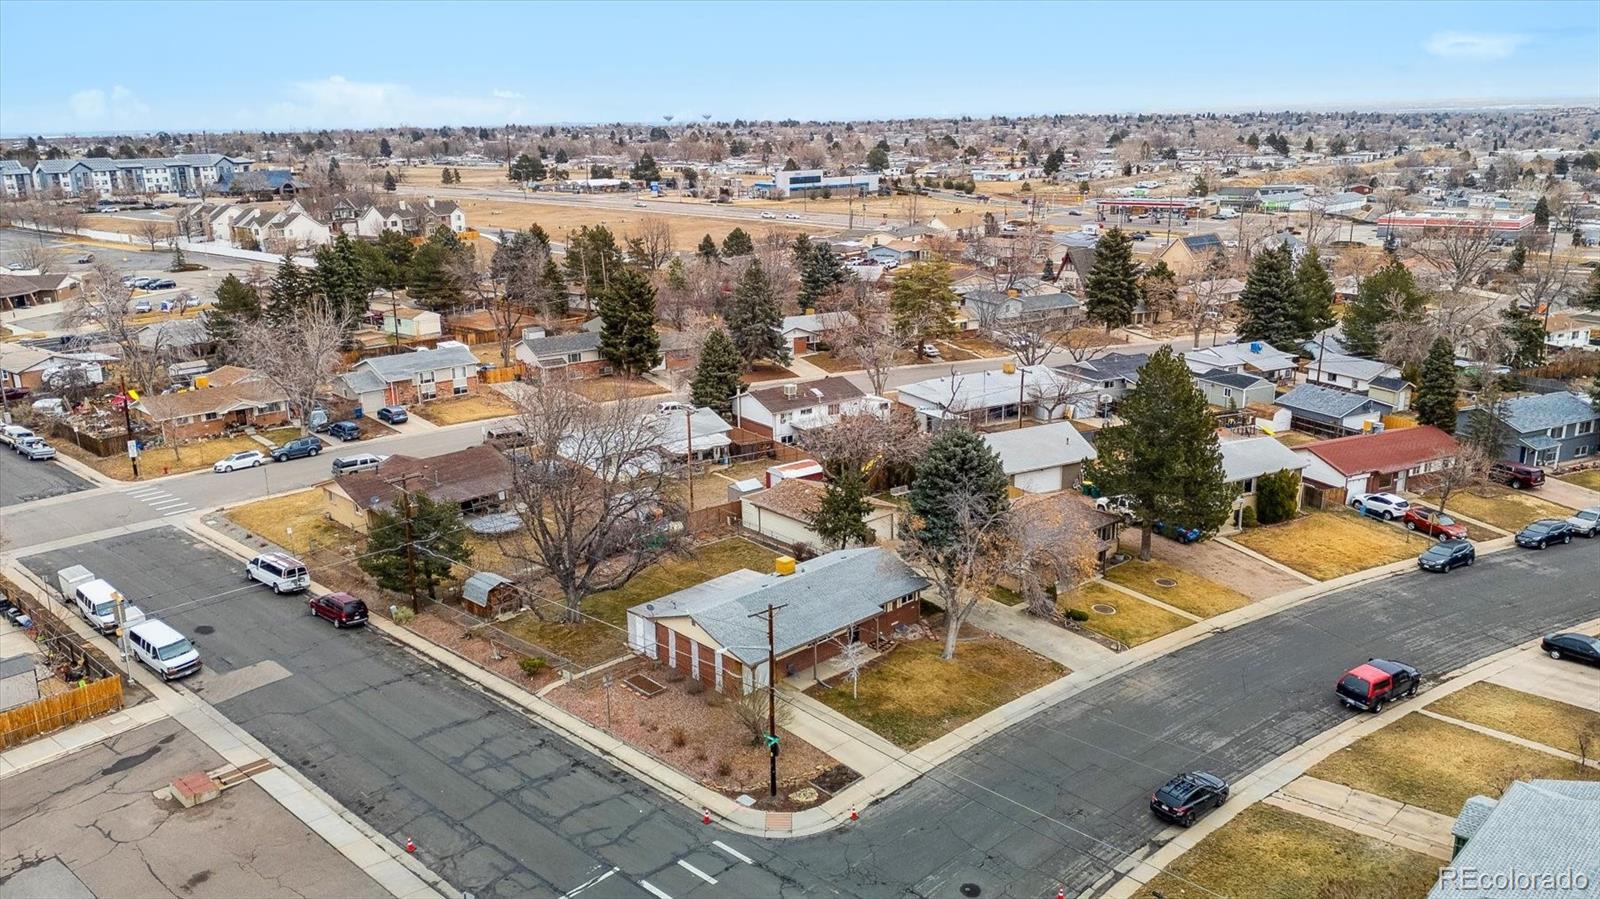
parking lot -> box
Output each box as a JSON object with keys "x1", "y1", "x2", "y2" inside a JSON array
[{"x1": 0, "y1": 443, "x2": 90, "y2": 507}]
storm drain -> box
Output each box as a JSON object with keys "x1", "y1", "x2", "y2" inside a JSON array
[
  {"x1": 1091, "y1": 603, "x2": 1117, "y2": 615},
  {"x1": 1153, "y1": 577, "x2": 1179, "y2": 588}
]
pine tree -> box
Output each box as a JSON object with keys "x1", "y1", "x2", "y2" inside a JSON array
[
  {"x1": 266, "y1": 256, "x2": 311, "y2": 321},
  {"x1": 313, "y1": 234, "x2": 373, "y2": 322},
  {"x1": 1505, "y1": 241, "x2": 1526, "y2": 274},
  {"x1": 1236, "y1": 243, "x2": 1298, "y2": 348},
  {"x1": 441, "y1": 167, "x2": 453, "y2": 185},
  {"x1": 689, "y1": 329, "x2": 744, "y2": 417},
  {"x1": 1042, "y1": 258, "x2": 1056, "y2": 281},
  {"x1": 724, "y1": 259, "x2": 788, "y2": 365},
  {"x1": 697, "y1": 234, "x2": 720, "y2": 263},
  {"x1": 1533, "y1": 196, "x2": 1550, "y2": 232},
  {"x1": 1580, "y1": 267, "x2": 1600, "y2": 311},
  {"x1": 1085, "y1": 347, "x2": 1233, "y2": 560},
  {"x1": 798, "y1": 240, "x2": 848, "y2": 310},
  {"x1": 563, "y1": 225, "x2": 624, "y2": 297},
  {"x1": 378, "y1": 137, "x2": 392, "y2": 158},
  {"x1": 406, "y1": 242, "x2": 462, "y2": 311},
  {"x1": 908, "y1": 428, "x2": 1008, "y2": 550},
  {"x1": 539, "y1": 258, "x2": 569, "y2": 316},
  {"x1": 1499, "y1": 300, "x2": 1546, "y2": 370},
  {"x1": 383, "y1": 171, "x2": 397, "y2": 192},
  {"x1": 360, "y1": 493, "x2": 473, "y2": 608},
  {"x1": 1342, "y1": 257, "x2": 1426, "y2": 357},
  {"x1": 205, "y1": 273, "x2": 261, "y2": 349},
  {"x1": 721, "y1": 228, "x2": 754, "y2": 257},
  {"x1": 597, "y1": 267, "x2": 661, "y2": 375},
  {"x1": 812, "y1": 465, "x2": 874, "y2": 550},
  {"x1": 1415, "y1": 336, "x2": 1459, "y2": 433},
  {"x1": 630, "y1": 152, "x2": 661, "y2": 182},
  {"x1": 889, "y1": 256, "x2": 958, "y2": 351},
  {"x1": 1291, "y1": 246, "x2": 1336, "y2": 343},
  {"x1": 1084, "y1": 227, "x2": 1141, "y2": 330}
]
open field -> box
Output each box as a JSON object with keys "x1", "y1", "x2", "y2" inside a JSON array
[
  {"x1": 1426, "y1": 682, "x2": 1600, "y2": 756},
  {"x1": 226, "y1": 488, "x2": 363, "y2": 557},
  {"x1": 501, "y1": 538, "x2": 777, "y2": 667},
  {"x1": 1103, "y1": 557, "x2": 1253, "y2": 619},
  {"x1": 1231, "y1": 510, "x2": 1433, "y2": 580},
  {"x1": 1132, "y1": 804, "x2": 1439, "y2": 899},
  {"x1": 81, "y1": 212, "x2": 178, "y2": 238},
  {"x1": 453, "y1": 197, "x2": 824, "y2": 252},
  {"x1": 807, "y1": 623, "x2": 1064, "y2": 748},
  {"x1": 566, "y1": 375, "x2": 668, "y2": 403},
  {"x1": 1308, "y1": 712, "x2": 1600, "y2": 817},
  {"x1": 54, "y1": 427, "x2": 300, "y2": 480},
  {"x1": 1420, "y1": 485, "x2": 1574, "y2": 532},
  {"x1": 1058, "y1": 581, "x2": 1192, "y2": 647}
]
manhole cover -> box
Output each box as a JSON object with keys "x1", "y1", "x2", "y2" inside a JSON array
[
  {"x1": 959, "y1": 885, "x2": 982, "y2": 898},
  {"x1": 1153, "y1": 577, "x2": 1179, "y2": 588},
  {"x1": 193, "y1": 625, "x2": 215, "y2": 635},
  {"x1": 1091, "y1": 603, "x2": 1117, "y2": 615}
]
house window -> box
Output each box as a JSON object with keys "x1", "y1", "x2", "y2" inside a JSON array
[
  {"x1": 779, "y1": 413, "x2": 791, "y2": 424},
  {"x1": 1578, "y1": 420, "x2": 1595, "y2": 436},
  {"x1": 567, "y1": 353, "x2": 584, "y2": 363},
  {"x1": 1223, "y1": 387, "x2": 1233, "y2": 399},
  {"x1": 1548, "y1": 426, "x2": 1564, "y2": 439},
  {"x1": 204, "y1": 412, "x2": 219, "y2": 421},
  {"x1": 827, "y1": 403, "x2": 841, "y2": 415},
  {"x1": 1577, "y1": 445, "x2": 1592, "y2": 458},
  {"x1": 453, "y1": 383, "x2": 468, "y2": 396},
  {"x1": 1240, "y1": 477, "x2": 1255, "y2": 495}
]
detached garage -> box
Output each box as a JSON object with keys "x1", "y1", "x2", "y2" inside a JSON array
[{"x1": 981, "y1": 421, "x2": 1098, "y2": 494}]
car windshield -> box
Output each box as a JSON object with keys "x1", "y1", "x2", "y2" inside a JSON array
[
  {"x1": 1338, "y1": 674, "x2": 1369, "y2": 695},
  {"x1": 1422, "y1": 545, "x2": 1452, "y2": 558},
  {"x1": 156, "y1": 638, "x2": 194, "y2": 660},
  {"x1": 93, "y1": 601, "x2": 114, "y2": 617},
  {"x1": 1434, "y1": 515, "x2": 1456, "y2": 526}
]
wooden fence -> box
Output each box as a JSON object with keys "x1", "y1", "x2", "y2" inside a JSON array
[{"x1": 0, "y1": 677, "x2": 124, "y2": 750}]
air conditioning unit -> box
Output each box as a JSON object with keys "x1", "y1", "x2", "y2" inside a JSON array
[{"x1": 783, "y1": 384, "x2": 798, "y2": 398}]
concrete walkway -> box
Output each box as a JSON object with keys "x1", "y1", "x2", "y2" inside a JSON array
[
  {"x1": 776, "y1": 686, "x2": 903, "y2": 779},
  {"x1": 1214, "y1": 535, "x2": 1320, "y2": 584},
  {"x1": 1540, "y1": 474, "x2": 1600, "y2": 511},
  {"x1": 1097, "y1": 579, "x2": 1204, "y2": 623},
  {"x1": 1488, "y1": 654, "x2": 1600, "y2": 711},
  {"x1": 786, "y1": 355, "x2": 832, "y2": 380},
  {"x1": 1264, "y1": 775, "x2": 1454, "y2": 860},
  {"x1": 967, "y1": 599, "x2": 1121, "y2": 669}
]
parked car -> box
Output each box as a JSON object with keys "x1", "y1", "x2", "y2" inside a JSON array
[
  {"x1": 307, "y1": 592, "x2": 369, "y2": 628},
  {"x1": 759, "y1": 211, "x2": 776, "y2": 219},
  {"x1": 327, "y1": 421, "x2": 362, "y2": 441},
  {"x1": 16, "y1": 437, "x2": 56, "y2": 461},
  {"x1": 0, "y1": 424, "x2": 35, "y2": 447},
  {"x1": 1489, "y1": 460, "x2": 1544, "y2": 490},
  {"x1": 1336, "y1": 658, "x2": 1420, "y2": 713},
  {"x1": 1565, "y1": 506, "x2": 1600, "y2": 538},
  {"x1": 270, "y1": 436, "x2": 323, "y2": 462},
  {"x1": 212, "y1": 450, "x2": 265, "y2": 472},
  {"x1": 1150, "y1": 772, "x2": 1229, "y2": 826},
  {"x1": 126, "y1": 619, "x2": 201, "y2": 680},
  {"x1": 1349, "y1": 492, "x2": 1409, "y2": 520},
  {"x1": 74, "y1": 252, "x2": 95, "y2": 263},
  {"x1": 1515, "y1": 518, "x2": 1576, "y2": 549},
  {"x1": 783, "y1": 213, "x2": 801, "y2": 220},
  {"x1": 147, "y1": 278, "x2": 177, "y2": 290},
  {"x1": 132, "y1": 298, "x2": 153, "y2": 313},
  {"x1": 918, "y1": 343, "x2": 942, "y2": 359},
  {"x1": 1541, "y1": 632, "x2": 1600, "y2": 667},
  {"x1": 330, "y1": 453, "x2": 385, "y2": 475},
  {"x1": 633, "y1": 201, "x2": 647, "y2": 208},
  {"x1": 376, "y1": 405, "x2": 408, "y2": 424},
  {"x1": 130, "y1": 277, "x2": 157, "y2": 289},
  {"x1": 245, "y1": 552, "x2": 309, "y2": 594},
  {"x1": 1417, "y1": 539, "x2": 1474, "y2": 572},
  {"x1": 1401, "y1": 506, "x2": 1467, "y2": 540},
  {"x1": 0, "y1": 595, "x2": 33, "y2": 629}
]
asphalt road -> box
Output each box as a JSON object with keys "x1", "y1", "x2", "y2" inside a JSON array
[
  {"x1": 20, "y1": 527, "x2": 1600, "y2": 899},
  {"x1": 0, "y1": 445, "x2": 89, "y2": 507}
]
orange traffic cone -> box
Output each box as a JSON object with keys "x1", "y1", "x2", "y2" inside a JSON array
[
  {"x1": 849, "y1": 807, "x2": 859, "y2": 822},
  {"x1": 701, "y1": 807, "x2": 711, "y2": 825},
  {"x1": 405, "y1": 838, "x2": 416, "y2": 854}
]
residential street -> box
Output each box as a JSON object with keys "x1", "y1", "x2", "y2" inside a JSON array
[{"x1": 19, "y1": 526, "x2": 1599, "y2": 898}]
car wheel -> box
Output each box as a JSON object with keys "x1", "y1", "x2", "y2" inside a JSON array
[
  {"x1": 1382, "y1": 511, "x2": 1394, "y2": 521},
  {"x1": 1372, "y1": 699, "x2": 1385, "y2": 714},
  {"x1": 311, "y1": 447, "x2": 320, "y2": 456},
  {"x1": 1405, "y1": 521, "x2": 1417, "y2": 531},
  {"x1": 1466, "y1": 555, "x2": 1474, "y2": 566},
  {"x1": 307, "y1": 604, "x2": 315, "y2": 616},
  {"x1": 1180, "y1": 812, "x2": 1194, "y2": 827},
  {"x1": 252, "y1": 460, "x2": 261, "y2": 468},
  {"x1": 272, "y1": 583, "x2": 281, "y2": 595},
  {"x1": 1563, "y1": 535, "x2": 1571, "y2": 544},
  {"x1": 1510, "y1": 480, "x2": 1523, "y2": 489},
  {"x1": 1550, "y1": 649, "x2": 1562, "y2": 660}
]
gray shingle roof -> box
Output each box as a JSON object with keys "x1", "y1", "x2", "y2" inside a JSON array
[
  {"x1": 1219, "y1": 435, "x2": 1308, "y2": 482},
  {"x1": 353, "y1": 341, "x2": 478, "y2": 381},
  {"x1": 1196, "y1": 368, "x2": 1269, "y2": 389},
  {"x1": 1064, "y1": 352, "x2": 1150, "y2": 384},
  {"x1": 980, "y1": 421, "x2": 1097, "y2": 475},
  {"x1": 630, "y1": 547, "x2": 927, "y2": 665},
  {"x1": 1369, "y1": 375, "x2": 1410, "y2": 391},
  {"x1": 1276, "y1": 383, "x2": 1388, "y2": 419},
  {"x1": 1496, "y1": 392, "x2": 1597, "y2": 434},
  {"x1": 522, "y1": 331, "x2": 601, "y2": 357},
  {"x1": 1430, "y1": 780, "x2": 1600, "y2": 899}
]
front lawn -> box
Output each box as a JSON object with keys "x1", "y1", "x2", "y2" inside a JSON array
[
  {"x1": 1422, "y1": 486, "x2": 1574, "y2": 532},
  {"x1": 802, "y1": 351, "x2": 861, "y2": 374},
  {"x1": 1058, "y1": 581, "x2": 1193, "y2": 647},
  {"x1": 1133, "y1": 804, "x2": 1439, "y2": 899},
  {"x1": 1308, "y1": 712, "x2": 1600, "y2": 817},
  {"x1": 1426, "y1": 682, "x2": 1600, "y2": 756},
  {"x1": 55, "y1": 430, "x2": 297, "y2": 481},
  {"x1": 1559, "y1": 469, "x2": 1600, "y2": 491},
  {"x1": 807, "y1": 622, "x2": 1065, "y2": 748},
  {"x1": 225, "y1": 488, "x2": 364, "y2": 557},
  {"x1": 500, "y1": 538, "x2": 779, "y2": 667},
  {"x1": 408, "y1": 392, "x2": 517, "y2": 425},
  {"x1": 1103, "y1": 558, "x2": 1252, "y2": 619},
  {"x1": 566, "y1": 376, "x2": 667, "y2": 403},
  {"x1": 1231, "y1": 510, "x2": 1432, "y2": 580}
]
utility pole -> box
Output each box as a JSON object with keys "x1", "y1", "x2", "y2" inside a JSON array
[
  {"x1": 119, "y1": 376, "x2": 140, "y2": 479},
  {"x1": 386, "y1": 472, "x2": 422, "y2": 613},
  {"x1": 1016, "y1": 366, "x2": 1027, "y2": 430},
  {"x1": 683, "y1": 407, "x2": 695, "y2": 510},
  {"x1": 748, "y1": 602, "x2": 786, "y2": 798}
]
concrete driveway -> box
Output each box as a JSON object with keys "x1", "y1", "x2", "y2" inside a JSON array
[{"x1": 1121, "y1": 532, "x2": 1308, "y2": 599}]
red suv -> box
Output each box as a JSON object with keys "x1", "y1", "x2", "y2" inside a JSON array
[
  {"x1": 1490, "y1": 461, "x2": 1545, "y2": 490},
  {"x1": 1336, "y1": 659, "x2": 1420, "y2": 713},
  {"x1": 307, "y1": 592, "x2": 369, "y2": 628},
  {"x1": 1402, "y1": 506, "x2": 1468, "y2": 540}
]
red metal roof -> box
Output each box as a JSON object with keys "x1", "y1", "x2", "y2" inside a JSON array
[{"x1": 1303, "y1": 425, "x2": 1458, "y2": 476}]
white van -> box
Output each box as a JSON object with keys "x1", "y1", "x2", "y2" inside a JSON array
[
  {"x1": 330, "y1": 452, "x2": 384, "y2": 475},
  {"x1": 246, "y1": 552, "x2": 309, "y2": 594},
  {"x1": 73, "y1": 579, "x2": 146, "y2": 634},
  {"x1": 126, "y1": 620, "x2": 200, "y2": 680},
  {"x1": 0, "y1": 424, "x2": 35, "y2": 447}
]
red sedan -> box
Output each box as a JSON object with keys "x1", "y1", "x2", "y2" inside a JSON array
[{"x1": 1402, "y1": 506, "x2": 1468, "y2": 540}]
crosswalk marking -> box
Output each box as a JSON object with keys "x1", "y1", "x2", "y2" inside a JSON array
[
  {"x1": 676, "y1": 860, "x2": 717, "y2": 884},
  {"x1": 124, "y1": 486, "x2": 193, "y2": 516},
  {"x1": 712, "y1": 840, "x2": 753, "y2": 864},
  {"x1": 559, "y1": 866, "x2": 617, "y2": 898},
  {"x1": 638, "y1": 880, "x2": 672, "y2": 899}
]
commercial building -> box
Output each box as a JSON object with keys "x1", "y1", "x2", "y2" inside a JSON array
[
  {"x1": 1376, "y1": 210, "x2": 1534, "y2": 240},
  {"x1": 756, "y1": 168, "x2": 880, "y2": 199}
]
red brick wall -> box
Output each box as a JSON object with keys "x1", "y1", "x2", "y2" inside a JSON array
[
  {"x1": 379, "y1": 374, "x2": 480, "y2": 406},
  {"x1": 140, "y1": 408, "x2": 292, "y2": 441}
]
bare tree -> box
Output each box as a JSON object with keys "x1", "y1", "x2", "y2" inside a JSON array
[
  {"x1": 500, "y1": 381, "x2": 685, "y2": 623},
  {"x1": 899, "y1": 487, "x2": 1011, "y2": 660},
  {"x1": 625, "y1": 217, "x2": 674, "y2": 271},
  {"x1": 67, "y1": 264, "x2": 165, "y2": 393},
  {"x1": 229, "y1": 296, "x2": 354, "y2": 434},
  {"x1": 835, "y1": 291, "x2": 902, "y2": 396},
  {"x1": 798, "y1": 411, "x2": 929, "y2": 480},
  {"x1": 1005, "y1": 493, "x2": 1102, "y2": 620},
  {"x1": 1425, "y1": 441, "x2": 1494, "y2": 525},
  {"x1": 1409, "y1": 226, "x2": 1499, "y2": 293},
  {"x1": 457, "y1": 246, "x2": 532, "y2": 369},
  {"x1": 979, "y1": 304, "x2": 1081, "y2": 367},
  {"x1": 13, "y1": 240, "x2": 57, "y2": 273},
  {"x1": 135, "y1": 218, "x2": 173, "y2": 252}
]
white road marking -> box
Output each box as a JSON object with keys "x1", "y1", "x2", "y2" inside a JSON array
[
  {"x1": 148, "y1": 498, "x2": 188, "y2": 509},
  {"x1": 676, "y1": 860, "x2": 717, "y2": 884},
  {"x1": 712, "y1": 840, "x2": 753, "y2": 864},
  {"x1": 126, "y1": 488, "x2": 164, "y2": 497},
  {"x1": 638, "y1": 880, "x2": 673, "y2": 899},
  {"x1": 160, "y1": 508, "x2": 194, "y2": 516},
  {"x1": 559, "y1": 866, "x2": 617, "y2": 898}
]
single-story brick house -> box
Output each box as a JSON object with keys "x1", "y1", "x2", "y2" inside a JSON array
[
  {"x1": 0, "y1": 272, "x2": 79, "y2": 310},
  {"x1": 1293, "y1": 425, "x2": 1459, "y2": 498},
  {"x1": 0, "y1": 343, "x2": 108, "y2": 392},
  {"x1": 624, "y1": 547, "x2": 927, "y2": 693},
  {"x1": 980, "y1": 420, "x2": 1098, "y2": 494},
  {"x1": 739, "y1": 478, "x2": 898, "y2": 552},
  {"x1": 515, "y1": 328, "x2": 694, "y2": 379},
  {"x1": 130, "y1": 365, "x2": 289, "y2": 439},
  {"x1": 320, "y1": 445, "x2": 513, "y2": 532},
  {"x1": 335, "y1": 340, "x2": 480, "y2": 410},
  {"x1": 1218, "y1": 434, "x2": 1309, "y2": 529}
]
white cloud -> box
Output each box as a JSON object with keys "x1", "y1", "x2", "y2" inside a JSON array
[
  {"x1": 66, "y1": 85, "x2": 151, "y2": 128},
  {"x1": 1424, "y1": 31, "x2": 1530, "y2": 60},
  {"x1": 250, "y1": 75, "x2": 530, "y2": 129}
]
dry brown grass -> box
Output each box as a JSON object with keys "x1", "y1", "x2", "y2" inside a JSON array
[
  {"x1": 1058, "y1": 582, "x2": 1193, "y2": 647},
  {"x1": 54, "y1": 428, "x2": 299, "y2": 480},
  {"x1": 1308, "y1": 712, "x2": 1600, "y2": 816},
  {"x1": 566, "y1": 376, "x2": 667, "y2": 403},
  {"x1": 1103, "y1": 558, "x2": 1252, "y2": 619},
  {"x1": 452, "y1": 197, "x2": 822, "y2": 252},
  {"x1": 1427, "y1": 682, "x2": 1600, "y2": 756},
  {"x1": 408, "y1": 392, "x2": 516, "y2": 425},
  {"x1": 1422, "y1": 485, "x2": 1574, "y2": 532},
  {"x1": 1560, "y1": 469, "x2": 1600, "y2": 491},
  {"x1": 225, "y1": 488, "x2": 362, "y2": 557},
  {"x1": 1232, "y1": 510, "x2": 1433, "y2": 580}
]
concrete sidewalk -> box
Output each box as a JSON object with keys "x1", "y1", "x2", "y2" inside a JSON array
[
  {"x1": 1264, "y1": 776, "x2": 1454, "y2": 860},
  {"x1": 967, "y1": 598, "x2": 1121, "y2": 669}
]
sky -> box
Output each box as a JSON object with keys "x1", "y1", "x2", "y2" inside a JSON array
[{"x1": 1, "y1": 0, "x2": 1598, "y2": 136}]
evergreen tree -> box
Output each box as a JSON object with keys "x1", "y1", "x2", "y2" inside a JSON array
[
  {"x1": 205, "y1": 273, "x2": 261, "y2": 349},
  {"x1": 378, "y1": 137, "x2": 392, "y2": 158},
  {"x1": 554, "y1": 148, "x2": 568, "y2": 163},
  {"x1": 689, "y1": 329, "x2": 745, "y2": 417},
  {"x1": 812, "y1": 465, "x2": 874, "y2": 550},
  {"x1": 782, "y1": 157, "x2": 799, "y2": 171},
  {"x1": 441, "y1": 167, "x2": 453, "y2": 185},
  {"x1": 1415, "y1": 336, "x2": 1459, "y2": 433},
  {"x1": 1236, "y1": 242, "x2": 1299, "y2": 348},
  {"x1": 563, "y1": 225, "x2": 625, "y2": 297},
  {"x1": 889, "y1": 256, "x2": 958, "y2": 351},
  {"x1": 326, "y1": 157, "x2": 345, "y2": 191},
  {"x1": 406, "y1": 242, "x2": 462, "y2": 310},
  {"x1": 1190, "y1": 175, "x2": 1209, "y2": 196},
  {"x1": 865, "y1": 145, "x2": 890, "y2": 172},
  {"x1": 697, "y1": 234, "x2": 720, "y2": 263},
  {"x1": 1042, "y1": 258, "x2": 1056, "y2": 281},
  {"x1": 597, "y1": 267, "x2": 661, "y2": 375},
  {"x1": 539, "y1": 258, "x2": 569, "y2": 316},
  {"x1": 1506, "y1": 241, "x2": 1527, "y2": 274},
  {"x1": 908, "y1": 428, "x2": 1008, "y2": 550},
  {"x1": 790, "y1": 234, "x2": 813, "y2": 268},
  {"x1": 724, "y1": 259, "x2": 788, "y2": 365},
  {"x1": 383, "y1": 171, "x2": 397, "y2": 192},
  {"x1": 630, "y1": 152, "x2": 661, "y2": 182},
  {"x1": 1582, "y1": 267, "x2": 1600, "y2": 311},
  {"x1": 1085, "y1": 347, "x2": 1233, "y2": 560},
  {"x1": 509, "y1": 153, "x2": 546, "y2": 183},
  {"x1": 1084, "y1": 227, "x2": 1141, "y2": 330},
  {"x1": 1499, "y1": 300, "x2": 1546, "y2": 370},
  {"x1": 313, "y1": 234, "x2": 373, "y2": 322},
  {"x1": 372, "y1": 230, "x2": 415, "y2": 287},
  {"x1": 721, "y1": 227, "x2": 754, "y2": 257},
  {"x1": 798, "y1": 240, "x2": 848, "y2": 310},
  {"x1": 360, "y1": 492, "x2": 473, "y2": 609},
  {"x1": 1533, "y1": 196, "x2": 1550, "y2": 232},
  {"x1": 267, "y1": 256, "x2": 312, "y2": 321},
  {"x1": 1342, "y1": 257, "x2": 1426, "y2": 357},
  {"x1": 1291, "y1": 246, "x2": 1336, "y2": 342},
  {"x1": 665, "y1": 256, "x2": 689, "y2": 293}
]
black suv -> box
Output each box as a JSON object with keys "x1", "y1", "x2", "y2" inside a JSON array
[
  {"x1": 1515, "y1": 519, "x2": 1575, "y2": 549},
  {"x1": 271, "y1": 436, "x2": 323, "y2": 462},
  {"x1": 1150, "y1": 772, "x2": 1230, "y2": 826}
]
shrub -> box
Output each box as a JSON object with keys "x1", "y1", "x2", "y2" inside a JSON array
[
  {"x1": 1240, "y1": 505, "x2": 1258, "y2": 528},
  {"x1": 684, "y1": 678, "x2": 704, "y2": 695},
  {"x1": 716, "y1": 759, "x2": 733, "y2": 777},
  {"x1": 1065, "y1": 608, "x2": 1091, "y2": 622},
  {"x1": 669, "y1": 726, "x2": 687, "y2": 748},
  {"x1": 664, "y1": 668, "x2": 685, "y2": 683},
  {"x1": 392, "y1": 607, "x2": 415, "y2": 625},
  {"x1": 1255, "y1": 469, "x2": 1302, "y2": 525},
  {"x1": 731, "y1": 690, "x2": 788, "y2": 746},
  {"x1": 518, "y1": 656, "x2": 547, "y2": 677}
]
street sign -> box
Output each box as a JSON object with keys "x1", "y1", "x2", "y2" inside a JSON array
[
  {"x1": 763, "y1": 734, "x2": 779, "y2": 749},
  {"x1": 127, "y1": 439, "x2": 140, "y2": 459}
]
